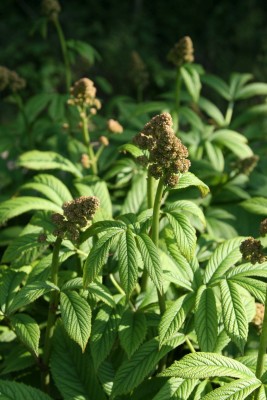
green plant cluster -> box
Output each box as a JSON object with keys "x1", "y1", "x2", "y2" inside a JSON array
[{"x1": 0, "y1": 2, "x2": 267, "y2": 399}]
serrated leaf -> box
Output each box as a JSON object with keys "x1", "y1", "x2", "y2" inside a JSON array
[
  {"x1": 230, "y1": 277, "x2": 266, "y2": 303},
  {"x1": 0, "y1": 345, "x2": 35, "y2": 376},
  {"x1": 119, "y1": 143, "x2": 144, "y2": 158},
  {"x1": 21, "y1": 174, "x2": 72, "y2": 205},
  {"x1": 88, "y1": 282, "x2": 115, "y2": 307},
  {"x1": 160, "y1": 352, "x2": 256, "y2": 379},
  {"x1": 202, "y1": 378, "x2": 260, "y2": 400},
  {"x1": 195, "y1": 286, "x2": 217, "y2": 352},
  {"x1": 2, "y1": 233, "x2": 45, "y2": 267},
  {"x1": 60, "y1": 291, "x2": 91, "y2": 352},
  {"x1": 18, "y1": 150, "x2": 82, "y2": 177},
  {"x1": 204, "y1": 237, "x2": 245, "y2": 284},
  {"x1": 210, "y1": 129, "x2": 253, "y2": 158},
  {"x1": 90, "y1": 304, "x2": 122, "y2": 370},
  {"x1": 220, "y1": 279, "x2": 248, "y2": 352},
  {"x1": 0, "y1": 270, "x2": 26, "y2": 313},
  {"x1": 10, "y1": 313, "x2": 40, "y2": 357},
  {"x1": 81, "y1": 220, "x2": 126, "y2": 242},
  {"x1": 112, "y1": 334, "x2": 185, "y2": 397},
  {"x1": 165, "y1": 200, "x2": 206, "y2": 229},
  {"x1": 7, "y1": 281, "x2": 59, "y2": 314},
  {"x1": 159, "y1": 292, "x2": 195, "y2": 345},
  {"x1": 122, "y1": 172, "x2": 147, "y2": 214},
  {"x1": 136, "y1": 233, "x2": 163, "y2": 293},
  {"x1": 152, "y1": 377, "x2": 198, "y2": 400},
  {"x1": 0, "y1": 380, "x2": 53, "y2": 399},
  {"x1": 119, "y1": 309, "x2": 147, "y2": 357},
  {"x1": 83, "y1": 229, "x2": 122, "y2": 287},
  {"x1": 235, "y1": 82, "x2": 267, "y2": 99},
  {"x1": 51, "y1": 322, "x2": 106, "y2": 400},
  {"x1": 165, "y1": 211, "x2": 196, "y2": 260},
  {"x1": 198, "y1": 96, "x2": 225, "y2": 126},
  {"x1": 118, "y1": 228, "x2": 139, "y2": 297},
  {"x1": 241, "y1": 197, "x2": 267, "y2": 215},
  {"x1": 0, "y1": 196, "x2": 62, "y2": 225},
  {"x1": 175, "y1": 172, "x2": 209, "y2": 197},
  {"x1": 165, "y1": 236, "x2": 195, "y2": 280}
]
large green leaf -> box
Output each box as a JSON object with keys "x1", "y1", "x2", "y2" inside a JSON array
[
  {"x1": 198, "y1": 96, "x2": 225, "y2": 126},
  {"x1": 119, "y1": 309, "x2": 147, "y2": 358},
  {"x1": 90, "y1": 304, "x2": 122, "y2": 370},
  {"x1": 165, "y1": 200, "x2": 206, "y2": 229},
  {"x1": 0, "y1": 270, "x2": 26, "y2": 314},
  {"x1": 51, "y1": 323, "x2": 106, "y2": 400},
  {"x1": 0, "y1": 380, "x2": 53, "y2": 400},
  {"x1": 210, "y1": 129, "x2": 253, "y2": 158},
  {"x1": 7, "y1": 281, "x2": 59, "y2": 314},
  {"x1": 230, "y1": 277, "x2": 266, "y2": 303},
  {"x1": 21, "y1": 174, "x2": 72, "y2": 205},
  {"x1": 175, "y1": 172, "x2": 210, "y2": 197},
  {"x1": 122, "y1": 172, "x2": 147, "y2": 214},
  {"x1": 2, "y1": 233, "x2": 45, "y2": 267},
  {"x1": 159, "y1": 292, "x2": 195, "y2": 345},
  {"x1": 136, "y1": 233, "x2": 163, "y2": 293},
  {"x1": 60, "y1": 291, "x2": 91, "y2": 352},
  {"x1": 152, "y1": 377, "x2": 198, "y2": 400},
  {"x1": 201, "y1": 74, "x2": 230, "y2": 100},
  {"x1": 165, "y1": 211, "x2": 196, "y2": 260},
  {"x1": 80, "y1": 220, "x2": 126, "y2": 243},
  {"x1": 205, "y1": 141, "x2": 225, "y2": 172},
  {"x1": 83, "y1": 229, "x2": 123, "y2": 287},
  {"x1": 235, "y1": 82, "x2": 267, "y2": 99},
  {"x1": 195, "y1": 286, "x2": 217, "y2": 352},
  {"x1": 202, "y1": 378, "x2": 260, "y2": 400},
  {"x1": 112, "y1": 334, "x2": 185, "y2": 397},
  {"x1": 160, "y1": 352, "x2": 256, "y2": 379},
  {"x1": 10, "y1": 313, "x2": 40, "y2": 357},
  {"x1": 241, "y1": 197, "x2": 267, "y2": 215},
  {"x1": 220, "y1": 279, "x2": 248, "y2": 352},
  {"x1": 18, "y1": 150, "x2": 82, "y2": 177},
  {"x1": 118, "y1": 228, "x2": 139, "y2": 297},
  {"x1": 204, "y1": 237, "x2": 244, "y2": 284},
  {"x1": 180, "y1": 65, "x2": 201, "y2": 103},
  {"x1": 119, "y1": 143, "x2": 144, "y2": 158},
  {"x1": 0, "y1": 197, "x2": 61, "y2": 225}
]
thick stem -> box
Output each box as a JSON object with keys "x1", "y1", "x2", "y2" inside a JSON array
[
  {"x1": 151, "y1": 179, "x2": 166, "y2": 315},
  {"x1": 81, "y1": 113, "x2": 98, "y2": 175},
  {"x1": 53, "y1": 17, "x2": 71, "y2": 91},
  {"x1": 41, "y1": 237, "x2": 62, "y2": 392}
]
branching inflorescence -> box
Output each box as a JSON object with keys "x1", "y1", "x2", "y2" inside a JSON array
[{"x1": 134, "y1": 112, "x2": 191, "y2": 187}]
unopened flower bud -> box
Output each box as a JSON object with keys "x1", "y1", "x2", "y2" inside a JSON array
[
  {"x1": 107, "y1": 119, "x2": 123, "y2": 134},
  {"x1": 253, "y1": 303, "x2": 265, "y2": 331},
  {"x1": 42, "y1": 0, "x2": 61, "y2": 21},
  {"x1": 99, "y1": 136, "x2": 109, "y2": 146},
  {"x1": 167, "y1": 36, "x2": 194, "y2": 67}
]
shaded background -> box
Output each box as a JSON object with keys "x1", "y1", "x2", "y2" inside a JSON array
[{"x1": 1, "y1": 0, "x2": 267, "y2": 97}]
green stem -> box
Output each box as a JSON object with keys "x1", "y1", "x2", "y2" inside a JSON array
[
  {"x1": 151, "y1": 179, "x2": 166, "y2": 315},
  {"x1": 81, "y1": 113, "x2": 98, "y2": 175},
  {"x1": 95, "y1": 144, "x2": 105, "y2": 162},
  {"x1": 147, "y1": 174, "x2": 154, "y2": 209},
  {"x1": 185, "y1": 337, "x2": 196, "y2": 353},
  {"x1": 109, "y1": 274, "x2": 135, "y2": 311},
  {"x1": 53, "y1": 17, "x2": 71, "y2": 91},
  {"x1": 225, "y1": 100, "x2": 234, "y2": 126},
  {"x1": 41, "y1": 237, "x2": 62, "y2": 392}
]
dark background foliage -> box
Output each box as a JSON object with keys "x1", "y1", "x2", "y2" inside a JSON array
[{"x1": 1, "y1": 0, "x2": 267, "y2": 97}]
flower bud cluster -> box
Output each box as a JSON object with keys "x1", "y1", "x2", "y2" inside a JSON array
[
  {"x1": 0, "y1": 66, "x2": 26, "y2": 92},
  {"x1": 69, "y1": 78, "x2": 101, "y2": 113},
  {"x1": 133, "y1": 112, "x2": 190, "y2": 187},
  {"x1": 240, "y1": 237, "x2": 266, "y2": 264},
  {"x1": 52, "y1": 196, "x2": 100, "y2": 241},
  {"x1": 107, "y1": 119, "x2": 123, "y2": 134},
  {"x1": 42, "y1": 0, "x2": 61, "y2": 21},
  {"x1": 167, "y1": 36, "x2": 194, "y2": 67},
  {"x1": 129, "y1": 51, "x2": 149, "y2": 91}
]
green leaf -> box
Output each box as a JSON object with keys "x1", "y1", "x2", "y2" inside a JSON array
[
  {"x1": 2, "y1": 233, "x2": 45, "y2": 267},
  {"x1": 202, "y1": 378, "x2": 260, "y2": 400},
  {"x1": 24, "y1": 93, "x2": 53, "y2": 123},
  {"x1": 0, "y1": 270, "x2": 26, "y2": 313},
  {"x1": 160, "y1": 352, "x2": 256, "y2": 379},
  {"x1": 175, "y1": 172, "x2": 210, "y2": 197},
  {"x1": 220, "y1": 279, "x2": 248, "y2": 352},
  {"x1": 118, "y1": 228, "x2": 139, "y2": 297},
  {"x1": 83, "y1": 229, "x2": 122, "y2": 287},
  {"x1": 67, "y1": 39, "x2": 101, "y2": 64},
  {"x1": 205, "y1": 141, "x2": 225, "y2": 172},
  {"x1": 204, "y1": 237, "x2": 245, "y2": 284},
  {"x1": 48, "y1": 93, "x2": 67, "y2": 121},
  {"x1": 198, "y1": 96, "x2": 225, "y2": 126},
  {"x1": 10, "y1": 313, "x2": 40, "y2": 357},
  {"x1": 119, "y1": 309, "x2": 147, "y2": 357},
  {"x1": 195, "y1": 286, "x2": 217, "y2": 352},
  {"x1": 210, "y1": 129, "x2": 253, "y2": 158},
  {"x1": 152, "y1": 377, "x2": 198, "y2": 400},
  {"x1": 201, "y1": 74, "x2": 230, "y2": 100},
  {"x1": 80, "y1": 220, "x2": 126, "y2": 243},
  {"x1": 122, "y1": 172, "x2": 147, "y2": 214},
  {"x1": 241, "y1": 197, "x2": 267, "y2": 215},
  {"x1": 88, "y1": 282, "x2": 116, "y2": 307},
  {"x1": 51, "y1": 322, "x2": 106, "y2": 400},
  {"x1": 21, "y1": 174, "x2": 72, "y2": 205},
  {"x1": 136, "y1": 233, "x2": 163, "y2": 293},
  {"x1": 165, "y1": 200, "x2": 206, "y2": 229},
  {"x1": 232, "y1": 104, "x2": 267, "y2": 128},
  {"x1": 90, "y1": 304, "x2": 122, "y2": 370},
  {"x1": 7, "y1": 281, "x2": 59, "y2": 314},
  {"x1": 159, "y1": 292, "x2": 195, "y2": 345},
  {"x1": 230, "y1": 277, "x2": 266, "y2": 303},
  {"x1": 119, "y1": 143, "x2": 144, "y2": 158},
  {"x1": 181, "y1": 66, "x2": 201, "y2": 102},
  {"x1": 0, "y1": 380, "x2": 53, "y2": 399},
  {"x1": 60, "y1": 291, "x2": 91, "y2": 352},
  {"x1": 229, "y1": 73, "x2": 253, "y2": 99},
  {"x1": 112, "y1": 334, "x2": 185, "y2": 397},
  {"x1": 235, "y1": 82, "x2": 267, "y2": 99},
  {"x1": 179, "y1": 107, "x2": 204, "y2": 131},
  {"x1": 18, "y1": 150, "x2": 82, "y2": 177},
  {"x1": 165, "y1": 211, "x2": 196, "y2": 260},
  {"x1": 0, "y1": 345, "x2": 35, "y2": 376},
  {"x1": 0, "y1": 196, "x2": 62, "y2": 225}
]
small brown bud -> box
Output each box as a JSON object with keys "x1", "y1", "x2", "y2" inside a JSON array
[
  {"x1": 240, "y1": 237, "x2": 266, "y2": 264},
  {"x1": 167, "y1": 36, "x2": 194, "y2": 67},
  {"x1": 99, "y1": 136, "x2": 109, "y2": 146},
  {"x1": 253, "y1": 303, "x2": 265, "y2": 331},
  {"x1": 81, "y1": 153, "x2": 90, "y2": 169},
  {"x1": 38, "y1": 233, "x2": 47, "y2": 243},
  {"x1": 42, "y1": 0, "x2": 61, "y2": 21},
  {"x1": 260, "y1": 219, "x2": 267, "y2": 237},
  {"x1": 107, "y1": 119, "x2": 123, "y2": 134}
]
